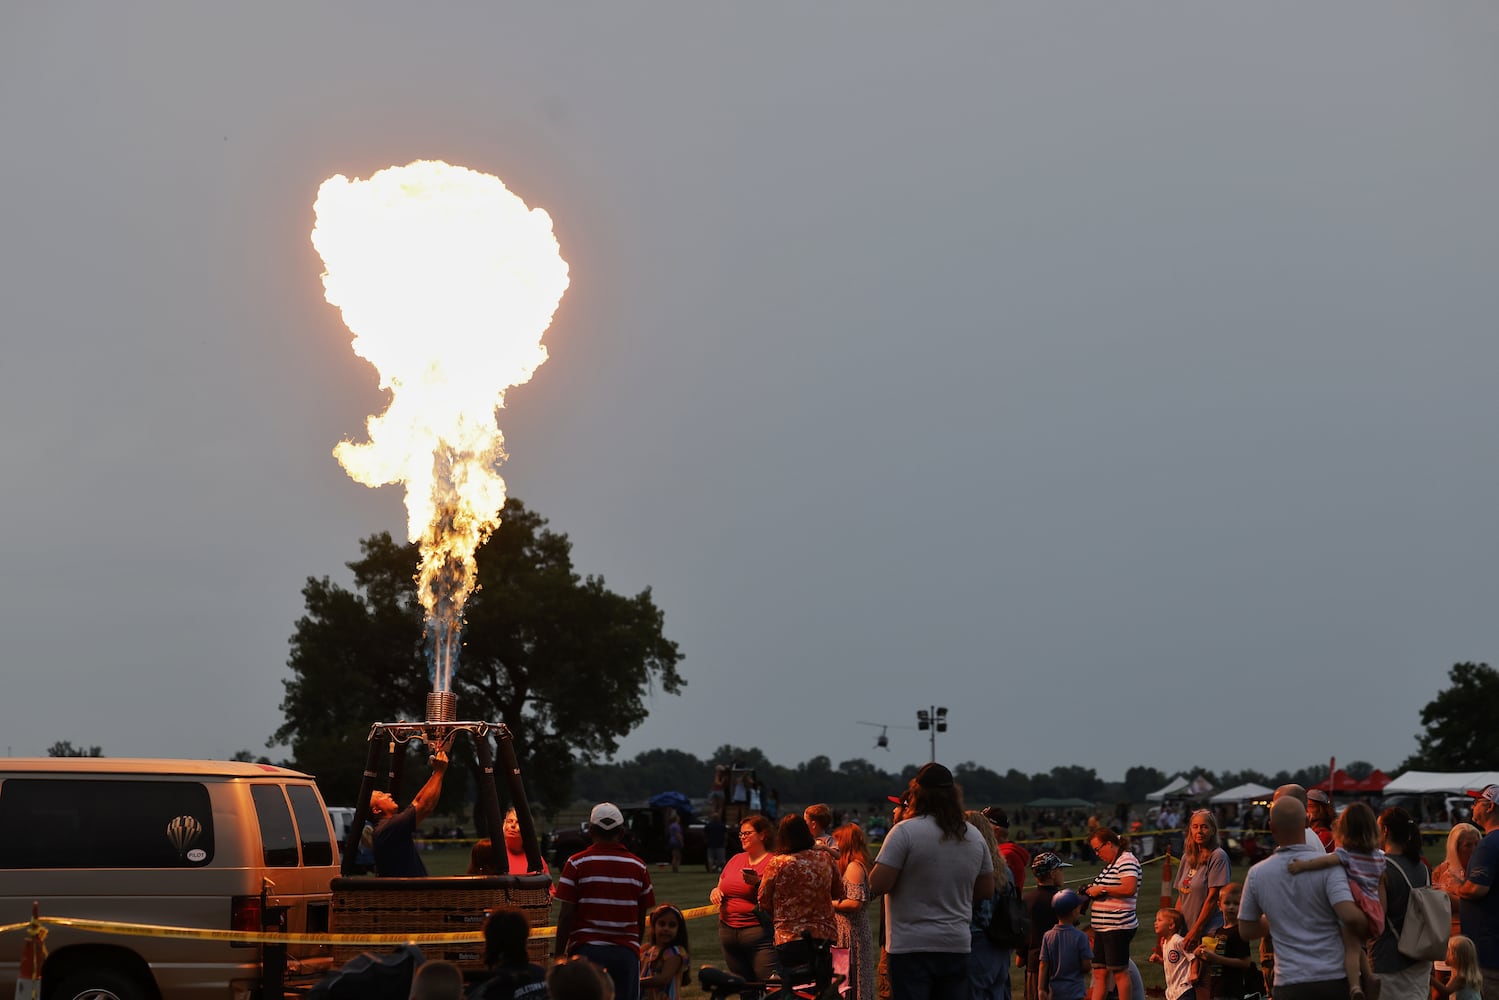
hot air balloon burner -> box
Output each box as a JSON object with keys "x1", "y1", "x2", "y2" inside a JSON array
[{"x1": 425, "y1": 691, "x2": 457, "y2": 725}]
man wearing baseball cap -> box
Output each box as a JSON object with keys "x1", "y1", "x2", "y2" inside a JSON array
[
  {"x1": 1453, "y1": 784, "x2": 1499, "y2": 997},
  {"x1": 555, "y1": 802, "x2": 656, "y2": 1000}
]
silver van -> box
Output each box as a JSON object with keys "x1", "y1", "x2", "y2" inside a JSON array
[{"x1": 0, "y1": 758, "x2": 340, "y2": 1000}]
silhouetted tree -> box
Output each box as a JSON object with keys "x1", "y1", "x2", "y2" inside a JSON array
[
  {"x1": 1123, "y1": 766, "x2": 1168, "y2": 802},
  {"x1": 46, "y1": 741, "x2": 102, "y2": 757},
  {"x1": 1402, "y1": 662, "x2": 1499, "y2": 771}
]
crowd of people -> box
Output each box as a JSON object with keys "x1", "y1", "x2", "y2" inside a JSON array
[{"x1": 362, "y1": 754, "x2": 1499, "y2": 1000}]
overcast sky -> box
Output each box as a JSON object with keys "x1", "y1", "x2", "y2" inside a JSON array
[{"x1": 3, "y1": 5, "x2": 1496, "y2": 787}]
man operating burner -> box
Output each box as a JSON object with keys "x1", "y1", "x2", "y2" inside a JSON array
[{"x1": 369, "y1": 750, "x2": 449, "y2": 877}]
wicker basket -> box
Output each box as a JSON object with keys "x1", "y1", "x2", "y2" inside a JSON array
[{"x1": 330, "y1": 874, "x2": 553, "y2": 974}]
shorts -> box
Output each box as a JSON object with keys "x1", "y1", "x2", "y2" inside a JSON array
[
  {"x1": 1347, "y1": 881, "x2": 1384, "y2": 939},
  {"x1": 1093, "y1": 927, "x2": 1137, "y2": 970}
]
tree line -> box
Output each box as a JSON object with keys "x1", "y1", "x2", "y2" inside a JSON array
[{"x1": 569, "y1": 745, "x2": 1366, "y2": 811}]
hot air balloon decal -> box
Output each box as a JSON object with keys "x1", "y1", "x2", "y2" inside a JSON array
[{"x1": 166, "y1": 815, "x2": 204, "y2": 862}]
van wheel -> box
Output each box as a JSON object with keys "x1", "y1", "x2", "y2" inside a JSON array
[{"x1": 51, "y1": 970, "x2": 150, "y2": 1000}]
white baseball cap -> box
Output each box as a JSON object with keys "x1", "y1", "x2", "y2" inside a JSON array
[{"x1": 589, "y1": 802, "x2": 625, "y2": 831}]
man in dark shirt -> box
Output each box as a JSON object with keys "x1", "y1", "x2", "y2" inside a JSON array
[
  {"x1": 1454, "y1": 784, "x2": 1499, "y2": 999},
  {"x1": 368, "y1": 750, "x2": 448, "y2": 877}
]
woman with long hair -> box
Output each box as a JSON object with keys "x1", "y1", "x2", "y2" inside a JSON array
[
  {"x1": 759, "y1": 814, "x2": 842, "y2": 983},
  {"x1": 966, "y1": 809, "x2": 1013, "y2": 1000},
  {"x1": 1174, "y1": 809, "x2": 1231, "y2": 947},
  {"x1": 710, "y1": 814, "x2": 777, "y2": 992},
  {"x1": 831, "y1": 823, "x2": 874, "y2": 1000},
  {"x1": 1368, "y1": 807, "x2": 1432, "y2": 1000},
  {"x1": 1432, "y1": 822, "x2": 1481, "y2": 982}
]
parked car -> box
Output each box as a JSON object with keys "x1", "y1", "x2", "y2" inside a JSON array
[{"x1": 550, "y1": 803, "x2": 707, "y2": 867}]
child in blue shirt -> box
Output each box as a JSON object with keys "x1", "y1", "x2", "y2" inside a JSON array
[{"x1": 1039, "y1": 890, "x2": 1092, "y2": 1000}]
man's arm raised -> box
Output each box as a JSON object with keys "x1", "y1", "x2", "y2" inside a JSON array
[{"x1": 410, "y1": 751, "x2": 449, "y2": 823}]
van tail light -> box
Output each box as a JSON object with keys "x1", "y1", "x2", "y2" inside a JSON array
[{"x1": 231, "y1": 895, "x2": 262, "y2": 948}]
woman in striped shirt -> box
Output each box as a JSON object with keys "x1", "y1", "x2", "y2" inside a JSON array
[{"x1": 1083, "y1": 828, "x2": 1141, "y2": 1000}]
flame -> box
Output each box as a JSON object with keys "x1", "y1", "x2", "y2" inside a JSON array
[{"x1": 311, "y1": 160, "x2": 570, "y2": 691}]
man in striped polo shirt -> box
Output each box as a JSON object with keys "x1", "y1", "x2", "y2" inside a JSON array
[{"x1": 555, "y1": 802, "x2": 657, "y2": 1000}]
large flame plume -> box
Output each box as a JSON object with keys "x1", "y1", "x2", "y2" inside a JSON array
[{"x1": 311, "y1": 160, "x2": 569, "y2": 693}]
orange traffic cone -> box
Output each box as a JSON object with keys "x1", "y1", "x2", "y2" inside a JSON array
[{"x1": 15, "y1": 902, "x2": 44, "y2": 1000}]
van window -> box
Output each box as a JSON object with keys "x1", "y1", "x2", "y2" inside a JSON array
[
  {"x1": 287, "y1": 784, "x2": 334, "y2": 867},
  {"x1": 251, "y1": 784, "x2": 300, "y2": 867},
  {"x1": 0, "y1": 779, "x2": 214, "y2": 868}
]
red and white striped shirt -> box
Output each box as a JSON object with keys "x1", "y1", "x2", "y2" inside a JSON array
[{"x1": 556, "y1": 842, "x2": 656, "y2": 954}]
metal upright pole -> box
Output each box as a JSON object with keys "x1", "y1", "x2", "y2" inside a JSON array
[
  {"x1": 474, "y1": 733, "x2": 506, "y2": 867},
  {"x1": 494, "y1": 726, "x2": 544, "y2": 873},
  {"x1": 344, "y1": 739, "x2": 385, "y2": 875}
]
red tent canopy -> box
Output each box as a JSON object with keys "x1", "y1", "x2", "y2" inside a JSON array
[
  {"x1": 1314, "y1": 769, "x2": 1357, "y2": 792},
  {"x1": 1314, "y1": 769, "x2": 1391, "y2": 794}
]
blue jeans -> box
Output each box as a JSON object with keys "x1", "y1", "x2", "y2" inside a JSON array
[
  {"x1": 574, "y1": 943, "x2": 641, "y2": 1000},
  {"x1": 967, "y1": 935, "x2": 1010, "y2": 1000},
  {"x1": 890, "y1": 951, "x2": 972, "y2": 1000}
]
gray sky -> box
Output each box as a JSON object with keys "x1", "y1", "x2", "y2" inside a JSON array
[{"x1": 3, "y1": 4, "x2": 1496, "y2": 785}]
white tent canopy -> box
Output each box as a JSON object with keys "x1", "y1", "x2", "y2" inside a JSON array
[
  {"x1": 1382, "y1": 770, "x2": 1499, "y2": 795},
  {"x1": 1210, "y1": 782, "x2": 1274, "y2": 804},
  {"x1": 1147, "y1": 774, "x2": 1216, "y2": 802}
]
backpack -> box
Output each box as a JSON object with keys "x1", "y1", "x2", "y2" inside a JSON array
[
  {"x1": 1389, "y1": 859, "x2": 1449, "y2": 962},
  {"x1": 984, "y1": 881, "x2": 1030, "y2": 950}
]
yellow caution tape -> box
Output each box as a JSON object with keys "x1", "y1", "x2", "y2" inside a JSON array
[
  {"x1": 0, "y1": 901, "x2": 724, "y2": 948},
  {"x1": 38, "y1": 916, "x2": 487, "y2": 947}
]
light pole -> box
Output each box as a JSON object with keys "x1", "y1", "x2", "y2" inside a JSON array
[{"x1": 916, "y1": 706, "x2": 947, "y2": 763}]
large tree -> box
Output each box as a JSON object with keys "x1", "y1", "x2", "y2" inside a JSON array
[
  {"x1": 1402, "y1": 661, "x2": 1499, "y2": 771},
  {"x1": 274, "y1": 498, "x2": 684, "y2": 814}
]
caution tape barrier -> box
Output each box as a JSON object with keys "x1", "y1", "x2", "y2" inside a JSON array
[{"x1": 0, "y1": 905, "x2": 720, "y2": 949}]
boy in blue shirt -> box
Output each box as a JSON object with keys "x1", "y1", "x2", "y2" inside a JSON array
[{"x1": 1039, "y1": 890, "x2": 1092, "y2": 1000}]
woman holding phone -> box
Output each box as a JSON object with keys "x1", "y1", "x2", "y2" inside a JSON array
[{"x1": 711, "y1": 814, "x2": 777, "y2": 993}]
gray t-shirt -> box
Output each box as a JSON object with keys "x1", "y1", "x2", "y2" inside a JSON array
[
  {"x1": 875, "y1": 815, "x2": 993, "y2": 954},
  {"x1": 1238, "y1": 844, "x2": 1353, "y2": 987}
]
